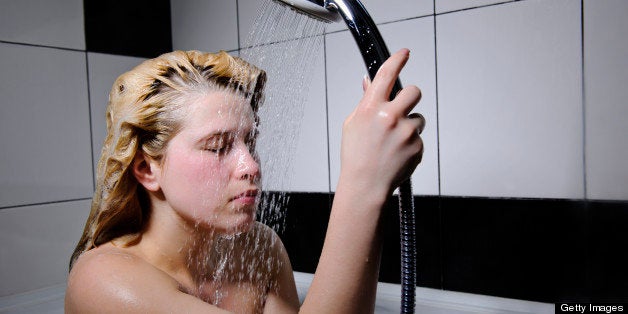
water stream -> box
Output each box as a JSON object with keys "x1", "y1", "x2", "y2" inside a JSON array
[
  {"x1": 240, "y1": 0, "x2": 326, "y2": 234},
  {"x1": 200, "y1": 0, "x2": 328, "y2": 307}
]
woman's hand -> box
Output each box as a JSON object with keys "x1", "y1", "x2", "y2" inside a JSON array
[{"x1": 339, "y1": 48, "x2": 425, "y2": 197}]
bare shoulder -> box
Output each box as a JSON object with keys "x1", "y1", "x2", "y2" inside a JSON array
[
  {"x1": 245, "y1": 222, "x2": 288, "y2": 257},
  {"x1": 226, "y1": 222, "x2": 290, "y2": 278},
  {"x1": 250, "y1": 221, "x2": 282, "y2": 244},
  {"x1": 65, "y1": 245, "x2": 172, "y2": 312},
  {"x1": 65, "y1": 245, "x2": 225, "y2": 313}
]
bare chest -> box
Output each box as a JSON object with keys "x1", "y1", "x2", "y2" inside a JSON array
[{"x1": 178, "y1": 276, "x2": 270, "y2": 314}]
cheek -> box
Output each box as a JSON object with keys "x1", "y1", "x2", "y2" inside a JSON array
[
  {"x1": 184, "y1": 154, "x2": 225, "y2": 185},
  {"x1": 162, "y1": 151, "x2": 230, "y2": 205}
]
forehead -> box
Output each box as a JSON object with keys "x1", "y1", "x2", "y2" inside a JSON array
[{"x1": 182, "y1": 91, "x2": 256, "y2": 132}]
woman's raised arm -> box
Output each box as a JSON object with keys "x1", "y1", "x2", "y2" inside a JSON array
[{"x1": 300, "y1": 48, "x2": 424, "y2": 314}]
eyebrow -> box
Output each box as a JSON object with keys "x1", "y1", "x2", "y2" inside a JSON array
[{"x1": 197, "y1": 127, "x2": 258, "y2": 144}]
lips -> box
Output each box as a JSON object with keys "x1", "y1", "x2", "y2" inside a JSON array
[{"x1": 230, "y1": 189, "x2": 260, "y2": 205}]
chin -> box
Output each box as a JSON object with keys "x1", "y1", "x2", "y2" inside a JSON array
[{"x1": 208, "y1": 211, "x2": 257, "y2": 236}]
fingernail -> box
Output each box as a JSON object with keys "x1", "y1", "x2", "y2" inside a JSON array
[
  {"x1": 363, "y1": 74, "x2": 371, "y2": 84},
  {"x1": 363, "y1": 74, "x2": 371, "y2": 88}
]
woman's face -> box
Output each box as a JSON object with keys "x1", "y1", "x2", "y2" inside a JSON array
[{"x1": 156, "y1": 90, "x2": 261, "y2": 234}]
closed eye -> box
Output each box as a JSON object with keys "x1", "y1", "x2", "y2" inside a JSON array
[{"x1": 204, "y1": 133, "x2": 233, "y2": 155}]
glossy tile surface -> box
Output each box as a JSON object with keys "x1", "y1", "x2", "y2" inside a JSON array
[
  {"x1": 238, "y1": 0, "x2": 326, "y2": 48},
  {"x1": 0, "y1": 200, "x2": 91, "y2": 296},
  {"x1": 437, "y1": 0, "x2": 583, "y2": 199},
  {"x1": 588, "y1": 201, "x2": 628, "y2": 301},
  {"x1": 0, "y1": 43, "x2": 92, "y2": 207},
  {"x1": 584, "y1": 0, "x2": 628, "y2": 200},
  {"x1": 84, "y1": 0, "x2": 171, "y2": 58},
  {"x1": 441, "y1": 197, "x2": 588, "y2": 302},
  {"x1": 436, "y1": 0, "x2": 514, "y2": 14},
  {"x1": 171, "y1": 0, "x2": 239, "y2": 52},
  {"x1": 325, "y1": 0, "x2": 434, "y2": 33},
  {"x1": 0, "y1": 0, "x2": 84, "y2": 50}
]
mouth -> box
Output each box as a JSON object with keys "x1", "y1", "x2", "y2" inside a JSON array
[{"x1": 230, "y1": 189, "x2": 260, "y2": 206}]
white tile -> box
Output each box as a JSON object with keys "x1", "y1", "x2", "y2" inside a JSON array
[
  {"x1": 87, "y1": 53, "x2": 147, "y2": 181},
  {"x1": 239, "y1": 0, "x2": 327, "y2": 48},
  {"x1": 0, "y1": 200, "x2": 91, "y2": 296},
  {"x1": 326, "y1": 0, "x2": 434, "y2": 33},
  {"x1": 238, "y1": 0, "x2": 265, "y2": 47},
  {"x1": 326, "y1": 17, "x2": 438, "y2": 195},
  {"x1": 325, "y1": 31, "x2": 364, "y2": 193},
  {"x1": 287, "y1": 49, "x2": 329, "y2": 192},
  {"x1": 241, "y1": 36, "x2": 329, "y2": 192},
  {"x1": 0, "y1": 44, "x2": 93, "y2": 207},
  {"x1": 0, "y1": 0, "x2": 84, "y2": 50},
  {"x1": 437, "y1": 0, "x2": 583, "y2": 199},
  {"x1": 584, "y1": 0, "x2": 628, "y2": 200},
  {"x1": 436, "y1": 0, "x2": 514, "y2": 14},
  {"x1": 171, "y1": 0, "x2": 239, "y2": 52}
]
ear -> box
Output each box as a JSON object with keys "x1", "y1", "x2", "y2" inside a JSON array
[{"x1": 132, "y1": 151, "x2": 161, "y2": 192}]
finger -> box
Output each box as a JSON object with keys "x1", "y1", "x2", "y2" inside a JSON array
[
  {"x1": 408, "y1": 112, "x2": 426, "y2": 135},
  {"x1": 390, "y1": 85, "x2": 422, "y2": 117},
  {"x1": 363, "y1": 49, "x2": 410, "y2": 105}
]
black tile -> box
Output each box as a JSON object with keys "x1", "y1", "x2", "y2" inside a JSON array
[
  {"x1": 263, "y1": 192, "x2": 627, "y2": 303},
  {"x1": 269, "y1": 192, "x2": 332, "y2": 274},
  {"x1": 263, "y1": 192, "x2": 442, "y2": 289},
  {"x1": 84, "y1": 0, "x2": 172, "y2": 58},
  {"x1": 588, "y1": 200, "x2": 628, "y2": 303},
  {"x1": 441, "y1": 197, "x2": 588, "y2": 303}
]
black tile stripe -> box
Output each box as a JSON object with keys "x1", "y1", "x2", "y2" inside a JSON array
[
  {"x1": 263, "y1": 192, "x2": 628, "y2": 303},
  {"x1": 83, "y1": 0, "x2": 172, "y2": 58},
  {"x1": 588, "y1": 201, "x2": 628, "y2": 303}
]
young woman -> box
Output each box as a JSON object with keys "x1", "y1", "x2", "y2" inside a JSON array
[{"x1": 65, "y1": 48, "x2": 424, "y2": 313}]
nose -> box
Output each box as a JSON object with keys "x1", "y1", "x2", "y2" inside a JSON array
[{"x1": 234, "y1": 144, "x2": 260, "y2": 181}]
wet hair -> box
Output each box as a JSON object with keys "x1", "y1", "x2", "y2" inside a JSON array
[{"x1": 69, "y1": 50, "x2": 266, "y2": 270}]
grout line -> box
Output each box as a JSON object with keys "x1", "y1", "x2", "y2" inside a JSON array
[
  {"x1": 432, "y1": 3, "x2": 445, "y2": 289},
  {"x1": 0, "y1": 40, "x2": 85, "y2": 53},
  {"x1": 433, "y1": 15, "x2": 442, "y2": 198},
  {"x1": 85, "y1": 52, "x2": 96, "y2": 192},
  {"x1": 323, "y1": 0, "x2": 522, "y2": 36},
  {"x1": 580, "y1": 0, "x2": 588, "y2": 200},
  {"x1": 236, "y1": 0, "x2": 241, "y2": 50},
  {"x1": 323, "y1": 35, "x2": 333, "y2": 194},
  {"x1": 239, "y1": 32, "x2": 326, "y2": 51},
  {"x1": 0, "y1": 197, "x2": 93, "y2": 211},
  {"x1": 435, "y1": 0, "x2": 520, "y2": 16}
]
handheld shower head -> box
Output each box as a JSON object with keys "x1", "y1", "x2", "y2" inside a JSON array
[{"x1": 272, "y1": 0, "x2": 341, "y2": 23}]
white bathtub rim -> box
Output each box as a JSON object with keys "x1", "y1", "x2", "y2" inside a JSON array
[{"x1": 0, "y1": 272, "x2": 553, "y2": 314}]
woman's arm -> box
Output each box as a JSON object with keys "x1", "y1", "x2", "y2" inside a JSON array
[{"x1": 300, "y1": 48, "x2": 424, "y2": 314}]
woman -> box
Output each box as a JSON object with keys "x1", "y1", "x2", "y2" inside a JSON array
[{"x1": 65, "y1": 48, "x2": 424, "y2": 313}]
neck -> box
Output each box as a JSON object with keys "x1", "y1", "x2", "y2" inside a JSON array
[{"x1": 138, "y1": 192, "x2": 222, "y2": 285}]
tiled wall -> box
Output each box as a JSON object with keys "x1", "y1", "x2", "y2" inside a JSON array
[
  {"x1": 1, "y1": 0, "x2": 626, "y2": 304},
  {"x1": 0, "y1": 0, "x2": 168, "y2": 297}
]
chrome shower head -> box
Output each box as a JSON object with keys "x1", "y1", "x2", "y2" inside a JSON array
[{"x1": 272, "y1": 0, "x2": 341, "y2": 23}]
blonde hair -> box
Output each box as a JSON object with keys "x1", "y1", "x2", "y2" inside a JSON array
[{"x1": 70, "y1": 50, "x2": 266, "y2": 269}]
